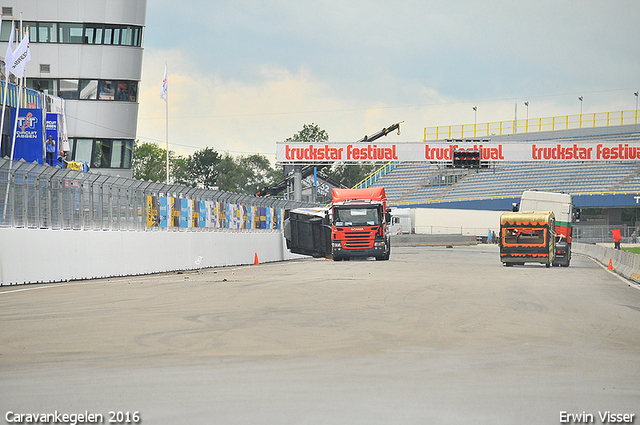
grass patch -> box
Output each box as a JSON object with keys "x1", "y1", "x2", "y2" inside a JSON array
[{"x1": 621, "y1": 247, "x2": 640, "y2": 254}]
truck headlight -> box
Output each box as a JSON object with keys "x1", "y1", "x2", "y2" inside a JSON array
[
  {"x1": 374, "y1": 241, "x2": 385, "y2": 247},
  {"x1": 332, "y1": 242, "x2": 342, "y2": 248}
]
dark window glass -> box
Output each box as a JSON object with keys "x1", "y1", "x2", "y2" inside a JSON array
[
  {"x1": 79, "y1": 80, "x2": 98, "y2": 100},
  {"x1": 121, "y1": 26, "x2": 132, "y2": 46},
  {"x1": 26, "y1": 79, "x2": 58, "y2": 96},
  {"x1": 99, "y1": 81, "x2": 115, "y2": 100},
  {"x1": 59, "y1": 23, "x2": 83, "y2": 43},
  {"x1": 123, "y1": 140, "x2": 133, "y2": 168},
  {"x1": 110, "y1": 140, "x2": 124, "y2": 168},
  {"x1": 128, "y1": 82, "x2": 138, "y2": 102},
  {"x1": 92, "y1": 140, "x2": 111, "y2": 168},
  {"x1": 59, "y1": 79, "x2": 79, "y2": 99},
  {"x1": 38, "y1": 22, "x2": 57, "y2": 43},
  {"x1": 84, "y1": 24, "x2": 104, "y2": 44},
  {"x1": 116, "y1": 81, "x2": 130, "y2": 101},
  {"x1": 113, "y1": 28, "x2": 121, "y2": 45},
  {"x1": 103, "y1": 27, "x2": 113, "y2": 44},
  {"x1": 22, "y1": 22, "x2": 37, "y2": 42},
  {"x1": 133, "y1": 27, "x2": 141, "y2": 47},
  {"x1": 0, "y1": 21, "x2": 11, "y2": 41},
  {"x1": 74, "y1": 138, "x2": 93, "y2": 164}
]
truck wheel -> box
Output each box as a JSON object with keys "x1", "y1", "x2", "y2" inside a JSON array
[
  {"x1": 546, "y1": 262, "x2": 550, "y2": 268},
  {"x1": 333, "y1": 256, "x2": 342, "y2": 261},
  {"x1": 376, "y1": 253, "x2": 389, "y2": 261}
]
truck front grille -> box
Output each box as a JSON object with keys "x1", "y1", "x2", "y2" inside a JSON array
[{"x1": 343, "y1": 231, "x2": 373, "y2": 249}]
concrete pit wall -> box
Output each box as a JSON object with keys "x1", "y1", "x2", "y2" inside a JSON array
[
  {"x1": 573, "y1": 242, "x2": 640, "y2": 284},
  {"x1": 0, "y1": 228, "x2": 301, "y2": 286}
]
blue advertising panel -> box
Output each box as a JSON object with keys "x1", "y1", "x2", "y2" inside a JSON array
[
  {"x1": 12, "y1": 108, "x2": 43, "y2": 164},
  {"x1": 159, "y1": 197, "x2": 168, "y2": 227},
  {"x1": 260, "y1": 207, "x2": 267, "y2": 229},
  {"x1": 266, "y1": 208, "x2": 272, "y2": 229},
  {"x1": 45, "y1": 113, "x2": 58, "y2": 149},
  {"x1": 180, "y1": 198, "x2": 189, "y2": 228},
  {"x1": 199, "y1": 201, "x2": 207, "y2": 228}
]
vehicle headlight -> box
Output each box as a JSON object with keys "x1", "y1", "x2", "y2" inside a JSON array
[
  {"x1": 374, "y1": 241, "x2": 385, "y2": 247},
  {"x1": 332, "y1": 242, "x2": 342, "y2": 248}
]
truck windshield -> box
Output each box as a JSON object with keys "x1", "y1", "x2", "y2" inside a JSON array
[{"x1": 334, "y1": 207, "x2": 380, "y2": 226}]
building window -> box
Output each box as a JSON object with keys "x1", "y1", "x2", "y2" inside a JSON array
[
  {"x1": 69, "y1": 139, "x2": 133, "y2": 169},
  {"x1": 84, "y1": 24, "x2": 104, "y2": 44},
  {"x1": 74, "y1": 138, "x2": 93, "y2": 165},
  {"x1": 23, "y1": 22, "x2": 37, "y2": 42},
  {"x1": 38, "y1": 22, "x2": 58, "y2": 43},
  {"x1": 79, "y1": 80, "x2": 98, "y2": 100},
  {"x1": 0, "y1": 21, "x2": 142, "y2": 47},
  {"x1": 58, "y1": 23, "x2": 84, "y2": 43},
  {"x1": 99, "y1": 81, "x2": 115, "y2": 100},
  {"x1": 59, "y1": 79, "x2": 79, "y2": 99},
  {"x1": 92, "y1": 140, "x2": 111, "y2": 168},
  {"x1": 25, "y1": 79, "x2": 59, "y2": 96},
  {"x1": 26, "y1": 78, "x2": 138, "y2": 102}
]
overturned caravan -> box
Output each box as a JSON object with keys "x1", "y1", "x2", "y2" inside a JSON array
[{"x1": 499, "y1": 211, "x2": 556, "y2": 268}]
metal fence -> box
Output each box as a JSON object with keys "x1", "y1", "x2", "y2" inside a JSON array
[
  {"x1": 0, "y1": 158, "x2": 311, "y2": 231},
  {"x1": 573, "y1": 224, "x2": 639, "y2": 244}
]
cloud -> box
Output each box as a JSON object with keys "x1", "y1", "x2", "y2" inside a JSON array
[{"x1": 138, "y1": 1, "x2": 640, "y2": 160}]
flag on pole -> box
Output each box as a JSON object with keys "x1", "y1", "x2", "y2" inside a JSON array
[
  {"x1": 160, "y1": 64, "x2": 168, "y2": 100},
  {"x1": 4, "y1": 21, "x2": 13, "y2": 68},
  {"x1": 8, "y1": 29, "x2": 30, "y2": 77}
]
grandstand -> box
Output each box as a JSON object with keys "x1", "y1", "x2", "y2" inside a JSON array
[{"x1": 364, "y1": 124, "x2": 640, "y2": 214}]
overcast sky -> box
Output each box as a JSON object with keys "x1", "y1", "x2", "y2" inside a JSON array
[{"x1": 136, "y1": 0, "x2": 640, "y2": 159}]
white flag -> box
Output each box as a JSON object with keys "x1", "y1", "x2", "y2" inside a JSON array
[
  {"x1": 4, "y1": 21, "x2": 13, "y2": 68},
  {"x1": 160, "y1": 64, "x2": 168, "y2": 100},
  {"x1": 9, "y1": 30, "x2": 30, "y2": 78}
]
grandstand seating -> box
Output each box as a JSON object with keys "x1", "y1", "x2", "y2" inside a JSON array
[{"x1": 367, "y1": 126, "x2": 640, "y2": 206}]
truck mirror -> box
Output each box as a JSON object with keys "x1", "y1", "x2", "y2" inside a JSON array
[
  {"x1": 573, "y1": 208, "x2": 581, "y2": 223},
  {"x1": 512, "y1": 203, "x2": 519, "y2": 212}
]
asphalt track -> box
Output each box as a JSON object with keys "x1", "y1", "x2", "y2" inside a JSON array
[{"x1": 1, "y1": 245, "x2": 639, "y2": 425}]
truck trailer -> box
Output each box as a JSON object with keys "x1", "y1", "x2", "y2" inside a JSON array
[{"x1": 518, "y1": 190, "x2": 575, "y2": 267}]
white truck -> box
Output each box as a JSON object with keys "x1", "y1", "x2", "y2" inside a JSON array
[
  {"x1": 389, "y1": 208, "x2": 415, "y2": 235},
  {"x1": 517, "y1": 190, "x2": 577, "y2": 267}
]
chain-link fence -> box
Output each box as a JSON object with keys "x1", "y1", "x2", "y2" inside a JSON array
[
  {"x1": 0, "y1": 158, "x2": 312, "y2": 231},
  {"x1": 573, "y1": 224, "x2": 639, "y2": 244}
]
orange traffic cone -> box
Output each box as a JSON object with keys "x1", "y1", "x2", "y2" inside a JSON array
[
  {"x1": 254, "y1": 253, "x2": 259, "y2": 265},
  {"x1": 607, "y1": 259, "x2": 613, "y2": 270}
]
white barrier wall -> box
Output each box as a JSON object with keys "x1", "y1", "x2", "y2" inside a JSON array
[
  {"x1": 573, "y1": 242, "x2": 640, "y2": 284},
  {"x1": 414, "y1": 208, "x2": 504, "y2": 235},
  {"x1": 0, "y1": 229, "x2": 302, "y2": 285}
]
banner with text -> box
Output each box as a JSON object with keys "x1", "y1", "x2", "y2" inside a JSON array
[{"x1": 276, "y1": 141, "x2": 640, "y2": 163}]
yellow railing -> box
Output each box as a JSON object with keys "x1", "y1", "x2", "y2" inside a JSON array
[{"x1": 423, "y1": 109, "x2": 640, "y2": 141}]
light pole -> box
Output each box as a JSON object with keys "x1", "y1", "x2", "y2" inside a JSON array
[
  {"x1": 578, "y1": 96, "x2": 583, "y2": 127},
  {"x1": 524, "y1": 101, "x2": 529, "y2": 132},
  {"x1": 635, "y1": 92, "x2": 639, "y2": 124},
  {"x1": 578, "y1": 96, "x2": 583, "y2": 115},
  {"x1": 473, "y1": 106, "x2": 477, "y2": 137}
]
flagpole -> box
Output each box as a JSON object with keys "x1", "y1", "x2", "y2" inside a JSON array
[
  {"x1": 0, "y1": 16, "x2": 8, "y2": 155},
  {"x1": 2, "y1": 23, "x2": 30, "y2": 223},
  {"x1": 164, "y1": 63, "x2": 169, "y2": 184},
  {"x1": 1, "y1": 22, "x2": 15, "y2": 223}
]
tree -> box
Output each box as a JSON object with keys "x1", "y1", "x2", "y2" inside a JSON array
[
  {"x1": 132, "y1": 141, "x2": 167, "y2": 182},
  {"x1": 285, "y1": 123, "x2": 328, "y2": 144},
  {"x1": 188, "y1": 147, "x2": 221, "y2": 189},
  {"x1": 328, "y1": 162, "x2": 380, "y2": 188},
  {"x1": 238, "y1": 154, "x2": 280, "y2": 195}
]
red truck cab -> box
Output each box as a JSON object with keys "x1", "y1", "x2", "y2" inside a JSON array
[{"x1": 331, "y1": 187, "x2": 391, "y2": 261}]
